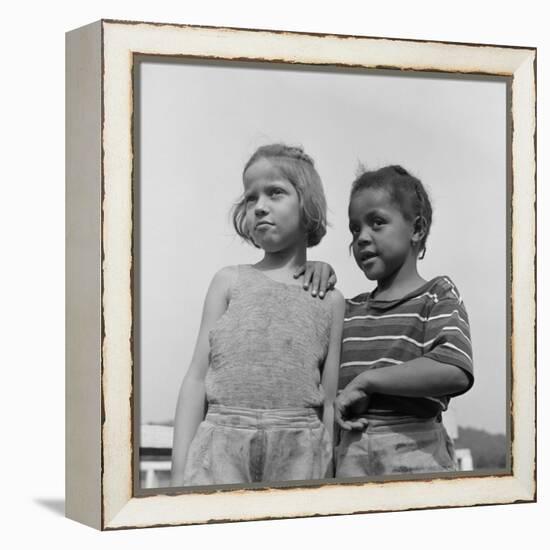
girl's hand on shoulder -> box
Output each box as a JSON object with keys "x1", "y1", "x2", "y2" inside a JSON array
[
  {"x1": 334, "y1": 389, "x2": 370, "y2": 431},
  {"x1": 294, "y1": 261, "x2": 337, "y2": 298}
]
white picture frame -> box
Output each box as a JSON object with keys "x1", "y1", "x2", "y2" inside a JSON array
[{"x1": 66, "y1": 19, "x2": 536, "y2": 530}]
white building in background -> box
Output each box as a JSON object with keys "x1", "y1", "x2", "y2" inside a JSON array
[
  {"x1": 140, "y1": 424, "x2": 173, "y2": 489},
  {"x1": 140, "y1": 409, "x2": 474, "y2": 489}
]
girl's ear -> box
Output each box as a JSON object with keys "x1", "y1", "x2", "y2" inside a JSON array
[{"x1": 411, "y1": 216, "x2": 427, "y2": 244}]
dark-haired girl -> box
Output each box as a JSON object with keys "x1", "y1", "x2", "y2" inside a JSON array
[{"x1": 317, "y1": 165, "x2": 474, "y2": 476}]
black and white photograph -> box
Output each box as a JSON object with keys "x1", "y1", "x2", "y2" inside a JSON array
[
  {"x1": 62, "y1": 15, "x2": 537, "y2": 532},
  {"x1": 7, "y1": 0, "x2": 546, "y2": 545},
  {"x1": 135, "y1": 57, "x2": 509, "y2": 491}
]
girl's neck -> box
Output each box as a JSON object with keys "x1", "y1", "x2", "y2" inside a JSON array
[
  {"x1": 255, "y1": 246, "x2": 307, "y2": 278},
  {"x1": 373, "y1": 257, "x2": 426, "y2": 301}
]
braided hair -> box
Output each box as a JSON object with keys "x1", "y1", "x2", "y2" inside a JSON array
[{"x1": 350, "y1": 165, "x2": 433, "y2": 259}]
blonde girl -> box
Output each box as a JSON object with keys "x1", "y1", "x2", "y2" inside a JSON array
[{"x1": 171, "y1": 144, "x2": 345, "y2": 486}]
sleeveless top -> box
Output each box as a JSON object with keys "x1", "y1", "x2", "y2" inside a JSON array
[{"x1": 205, "y1": 265, "x2": 334, "y2": 409}]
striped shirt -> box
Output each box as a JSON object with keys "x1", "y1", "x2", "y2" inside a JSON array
[{"x1": 341, "y1": 276, "x2": 474, "y2": 419}]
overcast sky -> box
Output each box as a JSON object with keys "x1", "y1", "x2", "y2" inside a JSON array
[{"x1": 137, "y1": 58, "x2": 507, "y2": 435}]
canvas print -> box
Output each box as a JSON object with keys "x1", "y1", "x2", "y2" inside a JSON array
[{"x1": 134, "y1": 58, "x2": 509, "y2": 491}]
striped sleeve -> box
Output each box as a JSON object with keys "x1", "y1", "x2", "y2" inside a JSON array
[{"x1": 423, "y1": 297, "x2": 474, "y2": 396}]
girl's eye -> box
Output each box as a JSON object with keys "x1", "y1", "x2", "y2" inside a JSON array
[
  {"x1": 270, "y1": 188, "x2": 284, "y2": 197},
  {"x1": 372, "y1": 218, "x2": 386, "y2": 228},
  {"x1": 349, "y1": 225, "x2": 359, "y2": 235},
  {"x1": 244, "y1": 195, "x2": 256, "y2": 205}
]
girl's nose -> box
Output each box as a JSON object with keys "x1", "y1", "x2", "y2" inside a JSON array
[
  {"x1": 255, "y1": 198, "x2": 268, "y2": 216},
  {"x1": 357, "y1": 227, "x2": 372, "y2": 245}
]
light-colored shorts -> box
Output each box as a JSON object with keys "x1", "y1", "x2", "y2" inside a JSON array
[
  {"x1": 183, "y1": 405, "x2": 332, "y2": 486},
  {"x1": 335, "y1": 416, "x2": 457, "y2": 478}
]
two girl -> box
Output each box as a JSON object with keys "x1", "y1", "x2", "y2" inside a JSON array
[
  {"x1": 171, "y1": 144, "x2": 345, "y2": 486},
  {"x1": 172, "y1": 147, "x2": 474, "y2": 487}
]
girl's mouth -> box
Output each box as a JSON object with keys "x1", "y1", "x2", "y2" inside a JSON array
[
  {"x1": 360, "y1": 251, "x2": 378, "y2": 262},
  {"x1": 255, "y1": 221, "x2": 274, "y2": 229}
]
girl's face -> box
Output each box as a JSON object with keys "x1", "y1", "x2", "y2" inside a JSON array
[
  {"x1": 349, "y1": 187, "x2": 416, "y2": 283},
  {"x1": 243, "y1": 158, "x2": 304, "y2": 253}
]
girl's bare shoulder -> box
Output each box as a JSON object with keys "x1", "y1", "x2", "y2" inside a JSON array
[
  {"x1": 325, "y1": 287, "x2": 346, "y2": 315},
  {"x1": 209, "y1": 265, "x2": 239, "y2": 294}
]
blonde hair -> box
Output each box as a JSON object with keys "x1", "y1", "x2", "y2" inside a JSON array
[{"x1": 232, "y1": 144, "x2": 327, "y2": 248}]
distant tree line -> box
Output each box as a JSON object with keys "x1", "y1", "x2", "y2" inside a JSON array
[{"x1": 456, "y1": 427, "x2": 507, "y2": 469}]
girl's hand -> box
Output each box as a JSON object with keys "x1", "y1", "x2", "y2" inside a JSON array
[
  {"x1": 334, "y1": 389, "x2": 370, "y2": 431},
  {"x1": 294, "y1": 261, "x2": 337, "y2": 298}
]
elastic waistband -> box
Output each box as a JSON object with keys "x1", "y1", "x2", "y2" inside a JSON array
[
  {"x1": 205, "y1": 404, "x2": 322, "y2": 429},
  {"x1": 357, "y1": 415, "x2": 443, "y2": 434}
]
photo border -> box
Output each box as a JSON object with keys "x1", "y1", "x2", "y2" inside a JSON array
[
  {"x1": 65, "y1": 19, "x2": 536, "y2": 530},
  {"x1": 132, "y1": 58, "x2": 514, "y2": 494}
]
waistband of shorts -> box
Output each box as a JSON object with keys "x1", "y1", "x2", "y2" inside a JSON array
[
  {"x1": 355, "y1": 415, "x2": 443, "y2": 434},
  {"x1": 205, "y1": 404, "x2": 322, "y2": 429}
]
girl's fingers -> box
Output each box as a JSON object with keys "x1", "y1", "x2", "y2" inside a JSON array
[
  {"x1": 318, "y1": 264, "x2": 331, "y2": 298},
  {"x1": 302, "y1": 264, "x2": 315, "y2": 289},
  {"x1": 293, "y1": 264, "x2": 306, "y2": 279},
  {"x1": 342, "y1": 392, "x2": 359, "y2": 407},
  {"x1": 335, "y1": 416, "x2": 364, "y2": 431},
  {"x1": 311, "y1": 267, "x2": 321, "y2": 297},
  {"x1": 294, "y1": 263, "x2": 337, "y2": 297},
  {"x1": 348, "y1": 420, "x2": 366, "y2": 430},
  {"x1": 335, "y1": 416, "x2": 351, "y2": 430},
  {"x1": 334, "y1": 403, "x2": 347, "y2": 428},
  {"x1": 341, "y1": 417, "x2": 368, "y2": 431},
  {"x1": 335, "y1": 398, "x2": 367, "y2": 431}
]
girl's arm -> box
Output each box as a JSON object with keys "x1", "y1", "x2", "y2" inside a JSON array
[
  {"x1": 344, "y1": 357, "x2": 471, "y2": 398},
  {"x1": 171, "y1": 266, "x2": 235, "y2": 487},
  {"x1": 320, "y1": 289, "x2": 346, "y2": 441},
  {"x1": 335, "y1": 359, "x2": 470, "y2": 431}
]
